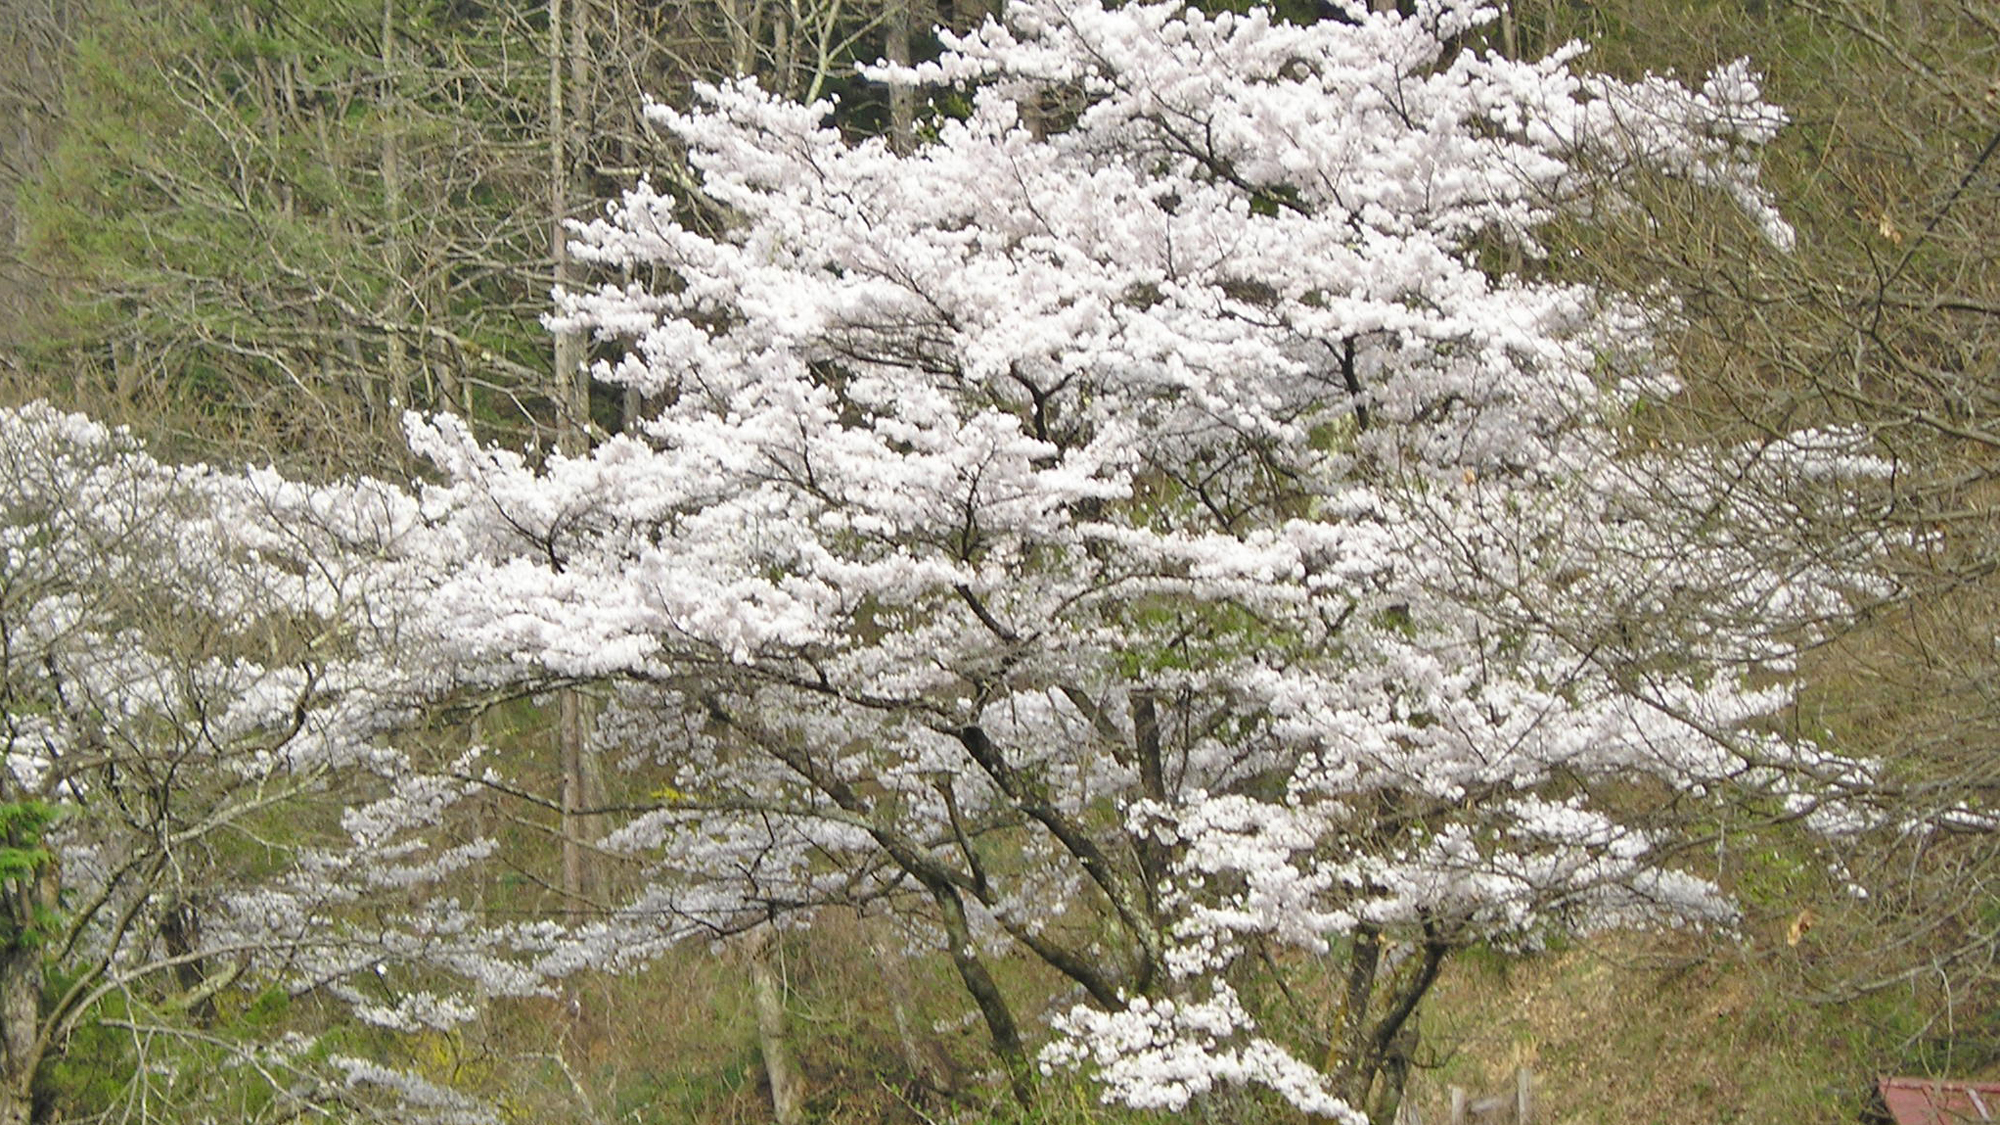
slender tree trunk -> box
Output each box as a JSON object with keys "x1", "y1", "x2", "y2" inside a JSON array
[
  {"x1": 549, "y1": 0, "x2": 590, "y2": 448},
  {"x1": 771, "y1": 0, "x2": 796, "y2": 97},
  {"x1": 379, "y1": 0, "x2": 411, "y2": 412},
  {"x1": 722, "y1": 0, "x2": 763, "y2": 78},
  {"x1": 548, "y1": 0, "x2": 602, "y2": 928},
  {"x1": 558, "y1": 689, "x2": 593, "y2": 916},
  {"x1": 745, "y1": 928, "x2": 805, "y2": 1125},
  {"x1": 617, "y1": 134, "x2": 643, "y2": 433},
  {"x1": 870, "y1": 921, "x2": 957, "y2": 1093},
  {"x1": 885, "y1": 0, "x2": 915, "y2": 153}
]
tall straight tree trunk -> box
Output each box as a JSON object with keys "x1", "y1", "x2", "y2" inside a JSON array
[
  {"x1": 616, "y1": 133, "x2": 643, "y2": 433},
  {"x1": 549, "y1": 0, "x2": 589, "y2": 451},
  {"x1": 548, "y1": 0, "x2": 602, "y2": 926},
  {"x1": 885, "y1": 0, "x2": 915, "y2": 153},
  {"x1": 558, "y1": 690, "x2": 592, "y2": 915},
  {"x1": 379, "y1": 0, "x2": 411, "y2": 412}
]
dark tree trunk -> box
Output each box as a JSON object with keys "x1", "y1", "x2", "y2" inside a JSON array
[{"x1": 0, "y1": 940, "x2": 39, "y2": 1125}]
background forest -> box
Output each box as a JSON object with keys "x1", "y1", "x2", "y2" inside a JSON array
[{"x1": 1, "y1": 0, "x2": 1996, "y2": 1123}]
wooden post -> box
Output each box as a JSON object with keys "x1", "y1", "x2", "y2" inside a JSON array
[
  {"x1": 1515, "y1": 1066, "x2": 1532, "y2": 1125},
  {"x1": 1449, "y1": 1085, "x2": 1467, "y2": 1125}
]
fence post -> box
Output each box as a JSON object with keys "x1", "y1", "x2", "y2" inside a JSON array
[
  {"x1": 1449, "y1": 1085, "x2": 1467, "y2": 1125},
  {"x1": 1515, "y1": 1066, "x2": 1533, "y2": 1124}
]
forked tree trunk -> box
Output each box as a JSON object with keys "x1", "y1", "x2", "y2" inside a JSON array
[{"x1": 1331, "y1": 922, "x2": 1382, "y2": 1107}]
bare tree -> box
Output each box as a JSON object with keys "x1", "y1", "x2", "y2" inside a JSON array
[{"x1": 1525, "y1": 0, "x2": 2000, "y2": 1067}]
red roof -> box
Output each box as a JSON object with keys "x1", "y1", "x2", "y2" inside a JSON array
[{"x1": 1879, "y1": 1078, "x2": 2000, "y2": 1125}]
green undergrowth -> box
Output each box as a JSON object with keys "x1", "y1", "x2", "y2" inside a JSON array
[{"x1": 413, "y1": 917, "x2": 1992, "y2": 1125}]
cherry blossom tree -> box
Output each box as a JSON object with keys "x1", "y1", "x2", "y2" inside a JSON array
[
  {"x1": 384, "y1": 0, "x2": 1900, "y2": 1118},
  {"x1": 0, "y1": 404, "x2": 558, "y2": 1125},
  {"x1": 0, "y1": 2, "x2": 1900, "y2": 1122}
]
